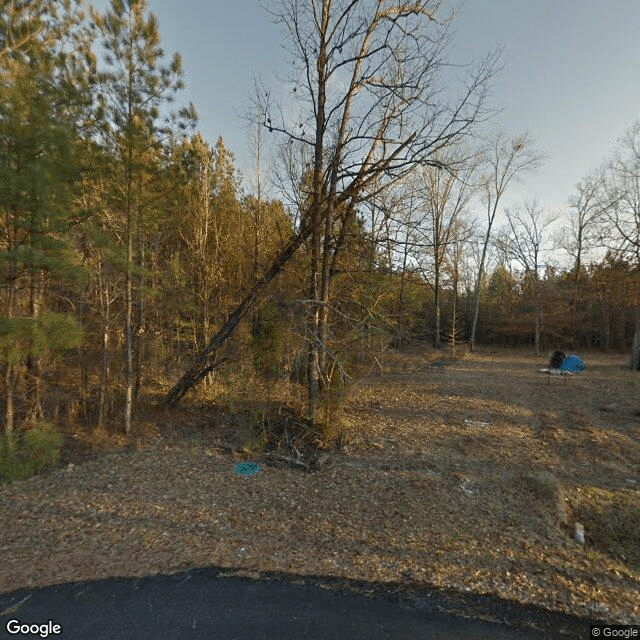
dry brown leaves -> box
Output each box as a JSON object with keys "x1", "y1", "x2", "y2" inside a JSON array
[{"x1": 1, "y1": 347, "x2": 639, "y2": 624}]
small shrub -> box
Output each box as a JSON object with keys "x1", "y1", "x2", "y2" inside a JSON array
[
  {"x1": 319, "y1": 360, "x2": 348, "y2": 442},
  {"x1": 320, "y1": 415, "x2": 352, "y2": 449},
  {"x1": 251, "y1": 301, "x2": 284, "y2": 379},
  {"x1": 519, "y1": 470, "x2": 561, "y2": 500},
  {"x1": 0, "y1": 423, "x2": 63, "y2": 482},
  {"x1": 517, "y1": 470, "x2": 568, "y2": 525},
  {"x1": 572, "y1": 488, "x2": 640, "y2": 570},
  {"x1": 237, "y1": 410, "x2": 267, "y2": 454}
]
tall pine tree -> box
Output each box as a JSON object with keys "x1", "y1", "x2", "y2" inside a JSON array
[
  {"x1": 92, "y1": 0, "x2": 194, "y2": 432},
  {"x1": 0, "y1": 0, "x2": 91, "y2": 432}
]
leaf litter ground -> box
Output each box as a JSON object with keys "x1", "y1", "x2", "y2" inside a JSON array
[{"x1": 1, "y1": 347, "x2": 638, "y2": 624}]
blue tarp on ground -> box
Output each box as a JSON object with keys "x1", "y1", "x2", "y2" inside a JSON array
[
  {"x1": 234, "y1": 462, "x2": 262, "y2": 476},
  {"x1": 559, "y1": 355, "x2": 584, "y2": 371}
]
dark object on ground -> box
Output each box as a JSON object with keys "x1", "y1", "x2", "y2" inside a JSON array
[
  {"x1": 0, "y1": 567, "x2": 596, "y2": 639},
  {"x1": 549, "y1": 350, "x2": 565, "y2": 369}
]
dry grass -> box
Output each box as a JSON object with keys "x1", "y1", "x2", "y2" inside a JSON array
[{"x1": 1, "y1": 346, "x2": 639, "y2": 624}]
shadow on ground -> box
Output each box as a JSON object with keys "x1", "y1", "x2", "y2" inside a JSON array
[{"x1": 0, "y1": 566, "x2": 596, "y2": 639}]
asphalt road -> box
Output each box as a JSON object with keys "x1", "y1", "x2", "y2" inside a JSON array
[{"x1": 0, "y1": 568, "x2": 593, "y2": 639}]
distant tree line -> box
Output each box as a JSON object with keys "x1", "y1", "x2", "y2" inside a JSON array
[{"x1": 1, "y1": 0, "x2": 639, "y2": 454}]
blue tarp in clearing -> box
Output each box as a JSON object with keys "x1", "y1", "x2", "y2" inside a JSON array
[{"x1": 559, "y1": 355, "x2": 584, "y2": 371}]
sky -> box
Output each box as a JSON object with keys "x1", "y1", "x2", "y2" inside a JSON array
[{"x1": 93, "y1": 0, "x2": 640, "y2": 223}]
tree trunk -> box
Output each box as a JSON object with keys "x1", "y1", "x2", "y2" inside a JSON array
[
  {"x1": 304, "y1": 3, "x2": 331, "y2": 424},
  {"x1": 306, "y1": 219, "x2": 321, "y2": 421},
  {"x1": 398, "y1": 232, "x2": 410, "y2": 349},
  {"x1": 26, "y1": 270, "x2": 44, "y2": 422},
  {"x1": 97, "y1": 278, "x2": 110, "y2": 430},
  {"x1": 631, "y1": 311, "x2": 640, "y2": 370},
  {"x1": 4, "y1": 363, "x2": 16, "y2": 438},
  {"x1": 124, "y1": 210, "x2": 134, "y2": 434},
  {"x1": 134, "y1": 242, "x2": 145, "y2": 401},
  {"x1": 450, "y1": 258, "x2": 459, "y2": 358},
  {"x1": 434, "y1": 263, "x2": 441, "y2": 349},
  {"x1": 98, "y1": 321, "x2": 109, "y2": 430},
  {"x1": 603, "y1": 309, "x2": 611, "y2": 350},
  {"x1": 175, "y1": 316, "x2": 182, "y2": 366},
  {"x1": 469, "y1": 226, "x2": 491, "y2": 353},
  {"x1": 317, "y1": 174, "x2": 336, "y2": 384},
  {"x1": 3, "y1": 270, "x2": 18, "y2": 438},
  {"x1": 534, "y1": 308, "x2": 541, "y2": 356}
]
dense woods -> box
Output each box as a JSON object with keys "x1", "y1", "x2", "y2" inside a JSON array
[{"x1": 2, "y1": 0, "x2": 640, "y2": 475}]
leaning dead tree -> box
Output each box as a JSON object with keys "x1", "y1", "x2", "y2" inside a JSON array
[{"x1": 165, "y1": 0, "x2": 498, "y2": 407}]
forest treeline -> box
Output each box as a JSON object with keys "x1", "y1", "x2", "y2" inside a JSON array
[{"x1": 1, "y1": 0, "x2": 640, "y2": 463}]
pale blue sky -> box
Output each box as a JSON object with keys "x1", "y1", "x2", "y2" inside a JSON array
[{"x1": 93, "y1": 0, "x2": 640, "y2": 220}]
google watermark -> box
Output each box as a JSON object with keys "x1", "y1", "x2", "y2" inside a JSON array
[
  {"x1": 5, "y1": 619, "x2": 62, "y2": 638},
  {"x1": 591, "y1": 626, "x2": 640, "y2": 638}
]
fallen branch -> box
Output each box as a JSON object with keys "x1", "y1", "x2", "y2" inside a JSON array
[
  {"x1": 210, "y1": 440, "x2": 248, "y2": 455},
  {"x1": 265, "y1": 453, "x2": 310, "y2": 471}
]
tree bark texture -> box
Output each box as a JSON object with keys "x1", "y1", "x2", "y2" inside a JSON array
[
  {"x1": 124, "y1": 205, "x2": 134, "y2": 434},
  {"x1": 469, "y1": 226, "x2": 491, "y2": 353},
  {"x1": 26, "y1": 269, "x2": 44, "y2": 422},
  {"x1": 631, "y1": 311, "x2": 640, "y2": 370}
]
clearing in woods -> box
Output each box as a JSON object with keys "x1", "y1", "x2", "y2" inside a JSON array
[{"x1": 0, "y1": 347, "x2": 638, "y2": 624}]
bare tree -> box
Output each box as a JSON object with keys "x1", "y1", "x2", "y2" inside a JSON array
[
  {"x1": 496, "y1": 200, "x2": 558, "y2": 355},
  {"x1": 166, "y1": 0, "x2": 498, "y2": 408},
  {"x1": 605, "y1": 121, "x2": 640, "y2": 368},
  {"x1": 260, "y1": 0, "x2": 498, "y2": 417},
  {"x1": 555, "y1": 168, "x2": 609, "y2": 342},
  {"x1": 468, "y1": 130, "x2": 544, "y2": 352},
  {"x1": 606, "y1": 122, "x2": 640, "y2": 262},
  {"x1": 562, "y1": 169, "x2": 608, "y2": 281},
  {"x1": 444, "y1": 216, "x2": 475, "y2": 356},
  {"x1": 412, "y1": 147, "x2": 481, "y2": 348},
  {"x1": 246, "y1": 119, "x2": 272, "y2": 283},
  {"x1": 375, "y1": 178, "x2": 424, "y2": 348}
]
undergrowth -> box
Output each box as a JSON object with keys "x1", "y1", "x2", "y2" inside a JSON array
[
  {"x1": 572, "y1": 487, "x2": 640, "y2": 571},
  {"x1": 0, "y1": 422, "x2": 63, "y2": 482}
]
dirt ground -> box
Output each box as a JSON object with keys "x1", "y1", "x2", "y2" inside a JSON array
[{"x1": 1, "y1": 347, "x2": 639, "y2": 624}]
